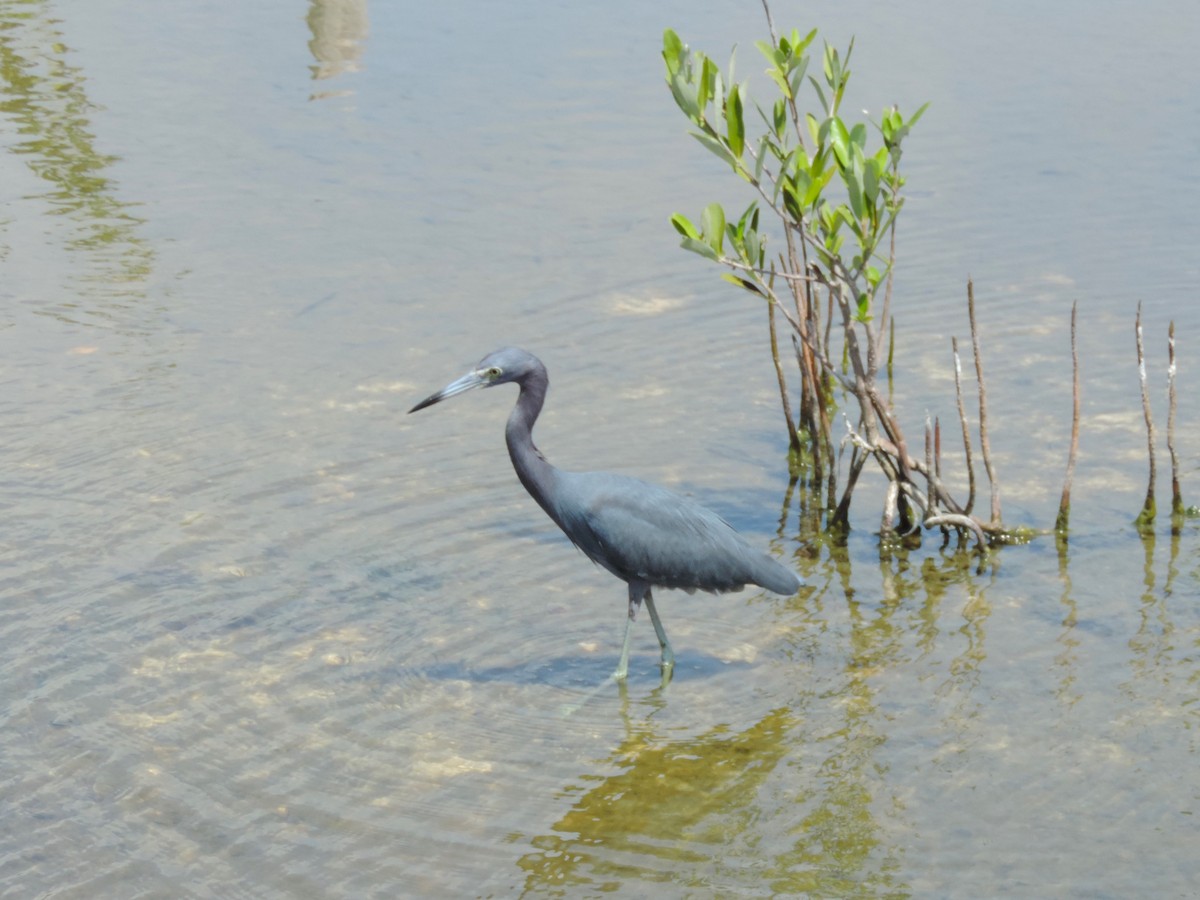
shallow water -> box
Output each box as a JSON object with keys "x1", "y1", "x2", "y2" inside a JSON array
[{"x1": 2, "y1": 0, "x2": 1199, "y2": 896}]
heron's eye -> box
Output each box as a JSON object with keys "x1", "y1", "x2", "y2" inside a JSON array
[{"x1": 486, "y1": 367, "x2": 502, "y2": 380}]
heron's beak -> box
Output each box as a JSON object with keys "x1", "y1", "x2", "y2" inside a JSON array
[{"x1": 408, "y1": 369, "x2": 488, "y2": 413}]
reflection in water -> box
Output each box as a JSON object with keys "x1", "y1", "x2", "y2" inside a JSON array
[
  {"x1": 1054, "y1": 537, "x2": 1082, "y2": 707},
  {"x1": 1, "y1": 2, "x2": 1198, "y2": 892},
  {"x1": 1128, "y1": 531, "x2": 1177, "y2": 680},
  {"x1": 504, "y1": 485, "x2": 1198, "y2": 895},
  {"x1": 306, "y1": 0, "x2": 368, "y2": 98},
  {"x1": 0, "y1": 1, "x2": 151, "y2": 310},
  {"x1": 515, "y1": 525, "x2": 993, "y2": 895},
  {"x1": 878, "y1": 546, "x2": 994, "y2": 705},
  {"x1": 516, "y1": 698, "x2": 910, "y2": 896},
  {"x1": 516, "y1": 702, "x2": 791, "y2": 892}
]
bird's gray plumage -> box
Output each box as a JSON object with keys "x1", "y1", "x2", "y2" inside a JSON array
[
  {"x1": 553, "y1": 472, "x2": 799, "y2": 595},
  {"x1": 409, "y1": 347, "x2": 800, "y2": 682}
]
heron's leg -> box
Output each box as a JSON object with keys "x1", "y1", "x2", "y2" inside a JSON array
[
  {"x1": 643, "y1": 589, "x2": 675, "y2": 676},
  {"x1": 614, "y1": 582, "x2": 645, "y2": 681}
]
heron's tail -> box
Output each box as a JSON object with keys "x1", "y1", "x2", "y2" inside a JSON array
[{"x1": 755, "y1": 557, "x2": 802, "y2": 596}]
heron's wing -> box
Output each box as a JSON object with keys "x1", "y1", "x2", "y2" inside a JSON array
[{"x1": 557, "y1": 473, "x2": 769, "y2": 593}]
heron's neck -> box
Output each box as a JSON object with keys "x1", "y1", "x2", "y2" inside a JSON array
[{"x1": 505, "y1": 377, "x2": 560, "y2": 518}]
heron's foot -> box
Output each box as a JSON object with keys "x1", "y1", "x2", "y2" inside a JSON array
[
  {"x1": 613, "y1": 662, "x2": 629, "y2": 681},
  {"x1": 659, "y1": 646, "x2": 675, "y2": 685}
]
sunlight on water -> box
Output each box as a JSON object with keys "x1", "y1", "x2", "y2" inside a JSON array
[{"x1": 1, "y1": 0, "x2": 1199, "y2": 896}]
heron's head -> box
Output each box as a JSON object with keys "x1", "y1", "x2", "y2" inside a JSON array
[{"x1": 408, "y1": 347, "x2": 542, "y2": 413}]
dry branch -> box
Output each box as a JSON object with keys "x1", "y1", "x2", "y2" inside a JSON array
[
  {"x1": 1055, "y1": 301, "x2": 1081, "y2": 533},
  {"x1": 767, "y1": 301, "x2": 802, "y2": 453},
  {"x1": 952, "y1": 336, "x2": 977, "y2": 515},
  {"x1": 967, "y1": 279, "x2": 1001, "y2": 525},
  {"x1": 1167, "y1": 320, "x2": 1183, "y2": 528},
  {"x1": 1135, "y1": 302, "x2": 1156, "y2": 528}
]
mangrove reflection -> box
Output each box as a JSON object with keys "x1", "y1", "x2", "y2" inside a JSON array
[
  {"x1": 1128, "y1": 530, "x2": 1176, "y2": 682},
  {"x1": 0, "y1": 1, "x2": 152, "y2": 306},
  {"x1": 1054, "y1": 537, "x2": 1082, "y2": 708},
  {"x1": 516, "y1": 603, "x2": 919, "y2": 896},
  {"x1": 306, "y1": 0, "x2": 367, "y2": 98}
]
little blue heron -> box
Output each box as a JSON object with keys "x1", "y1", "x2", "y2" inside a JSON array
[{"x1": 409, "y1": 347, "x2": 801, "y2": 682}]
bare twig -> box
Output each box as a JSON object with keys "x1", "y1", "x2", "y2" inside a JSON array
[
  {"x1": 824, "y1": 288, "x2": 834, "y2": 371},
  {"x1": 968, "y1": 279, "x2": 1001, "y2": 525},
  {"x1": 1135, "y1": 301, "x2": 1156, "y2": 528},
  {"x1": 718, "y1": 257, "x2": 820, "y2": 283},
  {"x1": 759, "y1": 0, "x2": 779, "y2": 44},
  {"x1": 874, "y1": 200, "x2": 898, "y2": 368},
  {"x1": 934, "y1": 416, "x2": 942, "y2": 479},
  {"x1": 831, "y1": 442, "x2": 867, "y2": 532},
  {"x1": 924, "y1": 514, "x2": 988, "y2": 550},
  {"x1": 842, "y1": 414, "x2": 991, "y2": 547},
  {"x1": 952, "y1": 336, "x2": 977, "y2": 515},
  {"x1": 887, "y1": 317, "x2": 895, "y2": 383},
  {"x1": 882, "y1": 479, "x2": 899, "y2": 535},
  {"x1": 924, "y1": 414, "x2": 935, "y2": 514},
  {"x1": 1167, "y1": 320, "x2": 1183, "y2": 529},
  {"x1": 1056, "y1": 300, "x2": 1080, "y2": 534},
  {"x1": 768, "y1": 301, "x2": 802, "y2": 453}
]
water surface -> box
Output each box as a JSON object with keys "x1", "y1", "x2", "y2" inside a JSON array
[{"x1": 2, "y1": 0, "x2": 1198, "y2": 896}]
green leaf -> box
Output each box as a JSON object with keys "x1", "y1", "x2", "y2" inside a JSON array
[
  {"x1": 835, "y1": 203, "x2": 862, "y2": 239},
  {"x1": 781, "y1": 180, "x2": 804, "y2": 221},
  {"x1": 845, "y1": 164, "x2": 864, "y2": 221},
  {"x1": 886, "y1": 102, "x2": 930, "y2": 150},
  {"x1": 722, "y1": 273, "x2": 765, "y2": 296},
  {"x1": 807, "y1": 146, "x2": 825, "y2": 180},
  {"x1": 849, "y1": 122, "x2": 867, "y2": 148},
  {"x1": 881, "y1": 106, "x2": 901, "y2": 143},
  {"x1": 834, "y1": 67, "x2": 850, "y2": 110},
  {"x1": 787, "y1": 57, "x2": 809, "y2": 103},
  {"x1": 822, "y1": 43, "x2": 839, "y2": 88},
  {"x1": 863, "y1": 156, "x2": 881, "y2": 205},
  {"x1": 789, "y1": 145, "x2": 810, "y2": 176},
  {"x1": 754, "y1": 39, "x2": 781, "y2": 67},
  {"x1": 819, "y1": 203, "x2": 839, "y2": 233},
  {"x1": 808, "y1": 76, "x2": 829, "y2": 116},
  {"x1": 805, "y1": 112, "x2": 820, "y2": 146},
  {"x1": 736, "y1": 201, "x2": 756, "y2": 233},
  {"x1": 701, "y1": 202, "x2": 726, "y2": 254},
  {"x1": 803, "y1": 166, "x2": 836, "y2": 207},
  {"x1": 690, "y1": 130, "x2": 737, "y2": 168},
  {"x1": 773, "y1": 99, "x2": 786, "y2": 140},
  {"x1": 794, "y1": 27, "x2": 818, "y2": 56},
  {"x1": 829, "y1": 117, "x2": 852, "y2": 169},
  {"x1": 727, "y1": 84, "x2": 745, "y2": 158},
  {"x1": 663, "y1": 29, "x2": 685, "y2": 78},
  {"x1": 765, "y1": 66, "x2": 791, "y2": 98},
  {"x1": 670, "y1": 212, "x2": 700, "y2": 240},
  {"x1": 680, "y1": 236, "x2": 719, "y2": 260},
  {"x1": 668, "y1": 71, "x2": 700, "y2": 122},
  {"x1": 745, "y1": 228, "x2": 762, "y2": 266},
  {"x1": 698, "y1": 56, "x2": 718, "y2": 120}
]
